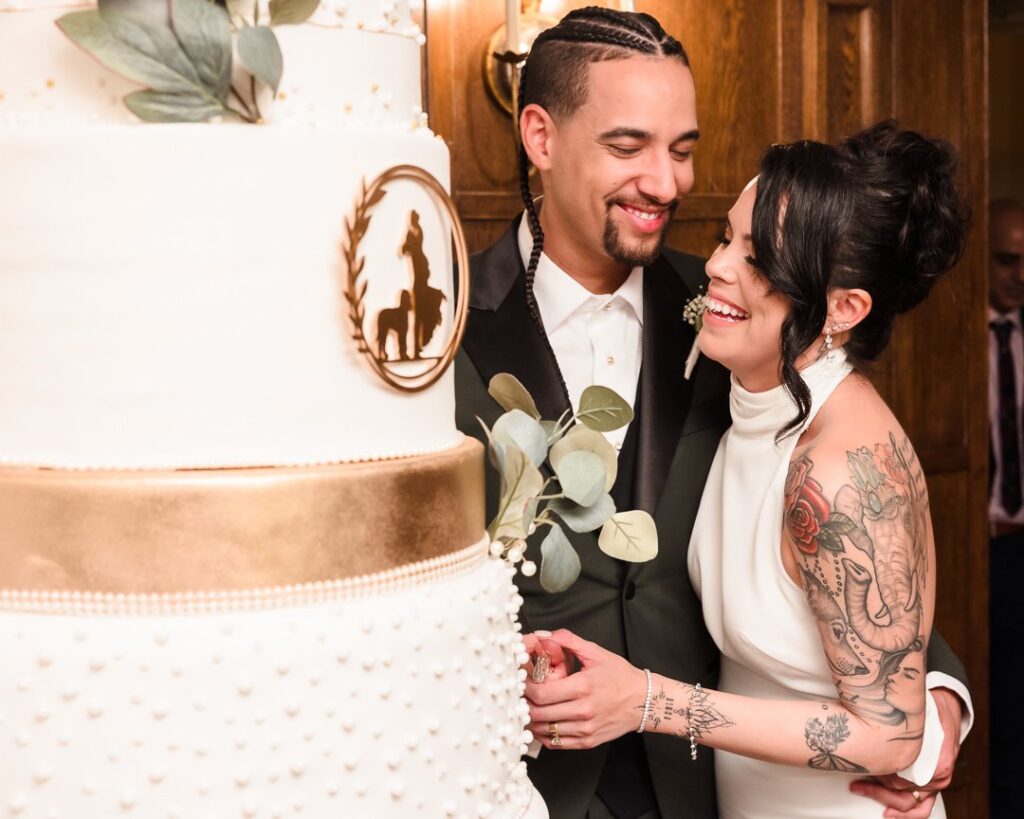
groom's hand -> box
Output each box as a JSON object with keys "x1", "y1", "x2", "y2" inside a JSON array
[
  {"x1": 523, "y1": 629, "x2": 646, "y2": 750},
  {"x1": 850, "y1": 688, "x2": 963, "y2": 818}
]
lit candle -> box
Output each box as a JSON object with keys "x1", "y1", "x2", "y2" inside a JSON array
[
  {"x1": 620, "y1": 0, "x2": 635, "y2": 10},
  {"x1": 505, "y1": 0, "x2": 520, "y2": 54}
]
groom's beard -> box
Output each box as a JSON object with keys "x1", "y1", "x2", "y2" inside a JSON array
[{"x1": 602, "y1": 198, "x2": 679, "y2": 267}]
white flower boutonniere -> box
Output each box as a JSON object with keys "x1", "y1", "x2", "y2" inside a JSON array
[{"x1": 682, "y1": 291, "x2": 707, "y2": 380}]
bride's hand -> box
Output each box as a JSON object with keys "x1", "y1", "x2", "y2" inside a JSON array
[
  {"x1": 524, "y1": 628, "x2": 648, "y2": 750},
  {"x1": 521, "y1": 631, "x2": 571, "y2": 682}
]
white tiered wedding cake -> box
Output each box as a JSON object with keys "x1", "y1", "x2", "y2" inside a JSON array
[{"x1": 0, "y1": 1, "x2": 546, "y2": 816}]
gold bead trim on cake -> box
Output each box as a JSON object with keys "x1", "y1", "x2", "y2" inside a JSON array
[
  {"x1": 0, "y1": 538, "x2": 490, "y2": 615},
  {"x1": 0, "y1": 439, "x2": 484, "y2": 594}
]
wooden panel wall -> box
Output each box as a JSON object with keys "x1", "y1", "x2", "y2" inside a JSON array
[
  {"x1": 426, "y1": 2, "x2": 989, "y2": 815},
  {"x1": 883, "y1": 5, "x2": 989, "y2": 815},
  {"x1": 990, "y1": 11, "x2": 1024, "y2": 200}
]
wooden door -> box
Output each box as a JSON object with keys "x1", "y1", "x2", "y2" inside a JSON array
[{"x1": 426, "y1": 2, "x2": 989, "y2": 815}]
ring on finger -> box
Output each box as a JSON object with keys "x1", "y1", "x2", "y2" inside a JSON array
[
  {"x1": 912, "y1": 790, "x2": 923, "y2": 804},
  {"x1": 549, "y1": 722, "x2": 562, "y2": 747}
]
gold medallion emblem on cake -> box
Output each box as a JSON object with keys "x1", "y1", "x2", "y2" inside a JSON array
[{"x1": 343, "y1": 164, "x2": 470, "y2": 392}]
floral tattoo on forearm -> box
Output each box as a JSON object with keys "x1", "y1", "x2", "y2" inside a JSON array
[{"x1": 805, "y1": 707, "x2": 868, "y2": 773}]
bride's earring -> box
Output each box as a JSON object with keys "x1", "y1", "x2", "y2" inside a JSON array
[
  {"x1": 823, "y1": 321, "x2": 847, "y2": 361},
  {"x1": 823, "y1": 317, "x2": 850, "y2": 362}
]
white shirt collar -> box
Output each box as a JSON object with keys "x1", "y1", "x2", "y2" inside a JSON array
[
  {"x1": 516, "y1": 212, "x2": 644, "y2": 335},
  {"x1": 989, "y1": 306, "x2": 1022, "y2": 328}
]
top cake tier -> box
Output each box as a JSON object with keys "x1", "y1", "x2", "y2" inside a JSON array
[
  {"x1": 0, "y1": 0, "x2": 465, "y2": 470},
  {"x1": 0, "y1": 0, "x2": 427, "y2": 128}
]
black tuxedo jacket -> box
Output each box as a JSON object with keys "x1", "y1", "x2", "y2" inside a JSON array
[
  {"x1": 453, "y1": 216, "x2": 969, "y2": 819},
  {"x1": 455, "y1": 216, "x2": 730, "y2": 818}
]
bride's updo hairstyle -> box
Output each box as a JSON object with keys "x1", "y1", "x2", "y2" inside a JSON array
[{"x1": 751, "y1": 121, "x2": 968, "y2": 437}]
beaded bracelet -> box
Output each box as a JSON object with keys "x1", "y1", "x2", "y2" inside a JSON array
[
  {"x1": 636, "y1": 668, "x2": 653, "y2": 733},
  {"x1": 687, "y1": 682, "x2": 702, "y2": 760}
]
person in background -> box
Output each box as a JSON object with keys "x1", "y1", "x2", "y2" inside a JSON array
[{"x1": 987, "y1": 197, "x2": 1024, "y2": 819}]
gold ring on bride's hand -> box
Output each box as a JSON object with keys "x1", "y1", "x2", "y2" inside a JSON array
[
  {"x1": 912, "y1": 790, "x2": 923, "y2": 804},
  {"x1": 549, "y1": 722, "x2": 561, "y2": 746}
]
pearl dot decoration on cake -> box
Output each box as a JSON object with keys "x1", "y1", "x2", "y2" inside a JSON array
[{"x1": 0, "y1": 546, "x2": 542, "y2": 815}]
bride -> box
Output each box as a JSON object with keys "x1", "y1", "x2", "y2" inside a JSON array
[{"x1": 523, "y1": 121, "x2": 966, "y2": 819}]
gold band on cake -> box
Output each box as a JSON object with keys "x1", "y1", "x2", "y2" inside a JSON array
[{"x1": 0, "y1": 438, "x2": 484, "y2": 595}]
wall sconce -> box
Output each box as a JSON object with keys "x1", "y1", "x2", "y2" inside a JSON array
[
  {"x1": 484, "y1": 1, "x2": 556, "y2": 119},
  {"x1": 484, "y1": 1, "x2": 637, "y2": 123}
]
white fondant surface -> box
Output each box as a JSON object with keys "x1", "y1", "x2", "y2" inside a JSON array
[
  {"x1": 0, "y1": 1, "x2": 426, "y2": 128},
  {"x1": 0, "y1": 7, "x2": 547, "y2": 817},
  {"x1": 0, "y1": 554, "x2": 546, "y2": 819},
  {"x1": 0, "y1": 124, "x2": 460, "y2": 468}
]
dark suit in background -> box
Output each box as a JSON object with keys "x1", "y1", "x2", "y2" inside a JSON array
[{"x1": 988, "y1": 306, "x2": 1024, "y2": 819}]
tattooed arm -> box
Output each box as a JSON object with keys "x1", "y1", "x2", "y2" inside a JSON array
[
  {"x1": 525, "y1": 432, "x2": 935, "y2": 776},
  {"x1": 657, "y1": 434, "x2": 933, "y2": 773},
  {"x1": 526, "y1": 630, "x2": 924, "y2": 774}
]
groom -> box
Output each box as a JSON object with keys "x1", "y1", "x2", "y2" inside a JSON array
[{"x1": 454, "y1": 8, "x2": 971, "y2": 818}]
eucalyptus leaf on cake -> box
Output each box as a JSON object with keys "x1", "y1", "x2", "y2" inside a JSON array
[{"x1": 58, "y1": 0, "x2": 307, "y2": 122}]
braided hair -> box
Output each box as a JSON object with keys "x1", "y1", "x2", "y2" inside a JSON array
[{"x1": 516, "y1": 7, "x2": 690, "y2": 334}]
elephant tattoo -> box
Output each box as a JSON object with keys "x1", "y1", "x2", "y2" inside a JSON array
[
  {"x1": 838, "y1": 442, "x2": 925, "y2": 654},
  {"x1": 786, "y1": 435, "x2": 928, "y2": 670}
]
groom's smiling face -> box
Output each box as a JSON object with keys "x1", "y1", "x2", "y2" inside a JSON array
[{"x1": 539, "y1": 56, "x2": 698, "y2": 273}]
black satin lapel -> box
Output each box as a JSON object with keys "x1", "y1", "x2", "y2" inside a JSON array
[
  {"x1": 468, "y1": 217, "x2": 523, "y2": 312},
  {"x1": 633, "y1": 255, "x2": 698, "y2": 515},
  {"x1": 461, "y1": 221, "x2": 572, "y2": 422}
]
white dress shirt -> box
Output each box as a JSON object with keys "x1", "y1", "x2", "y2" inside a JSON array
[
  {"x1": 516, "y1": 215, "x2": 643, "y2": 451},
  {"x1": 988, "y1": 307, "x2": 1024, "y2": 525}
]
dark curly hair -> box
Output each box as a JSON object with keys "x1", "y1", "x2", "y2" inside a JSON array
[{"x1": 751, "y1": 121, "x2": 969, "y2": 438}]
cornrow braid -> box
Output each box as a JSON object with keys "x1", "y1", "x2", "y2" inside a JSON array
[
  {"x1": 578, "y1": 6, "x2": 656, "y2": 36},
  {"x1": 517, "y1": 60, "x2": 546, "y2": 334},
  {"x1": 537, "y1": 25, "x2": 658, "y2": 53},
  {"x1": 515, "y1": 6, "x2": 690, "y2": 366}
]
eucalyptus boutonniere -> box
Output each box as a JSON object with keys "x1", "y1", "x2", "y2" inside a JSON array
[
  {"x1": 481, "y1": 374, "x2": 658, "y2": 593},
  {"x1": 682, "y1": 290, "x2": 707, "y2": 380},
  {"x1": 57, "y1": 0, "x2": 318, "y2": 123}
]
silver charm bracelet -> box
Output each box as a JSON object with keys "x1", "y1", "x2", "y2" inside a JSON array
[{"x1": 687, "y1": 682, "x2": 702, "y2": 760}]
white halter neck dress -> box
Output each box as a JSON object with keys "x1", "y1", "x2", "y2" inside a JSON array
[{"x1": 687, "y1": 351, "x2": 945, "y2": 819}]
